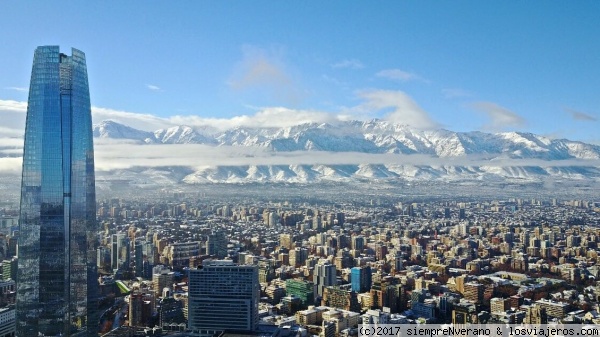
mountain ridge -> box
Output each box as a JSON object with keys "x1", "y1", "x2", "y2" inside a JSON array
[
  {"x1": 86, "y1": 119, "x2": 600, "y2": 185},
  {"x1": 93, "y1": 119, "x2": 600, "y2": 160}
]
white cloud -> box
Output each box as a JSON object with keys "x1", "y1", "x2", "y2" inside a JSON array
[
  {"x1": 331, "y1": 59, "x2": 364, "y2": 69},
  {"x1": 93, "y1": 141, "x2": 600, "y2": 171},
  {"x1": 1, "y1": 99, "x2": 346, "y2": 133},
  {"x1": 0, "y1": 158, "x2": 22, "y2": 174},
  {"x1": 0, "y1": 126, "x2": 23, "y2": 138},
  {"x1": 0, "y1": 138, "x2": 23, "y2": 147},
  {"x1": 146, "y1": 84, "x2": 162, "y2": 91},
  {"x1": 0, "y1": 99, "x2": 177, "y2": 134},
  {"x1": 376, "y1": 69, "x2": 427, "y2": 82},
  {"x1": 0, "y1": 100, "x2": 26, "y2": 137},
  {"x1": 169, "y1": 107, "x2": 341, "y2": 130},
  {"x1": 356, "y1": 90, "x2": 439, "y2": 129},
  {"x1": 5, "y1": 87, "x2": 28, "y2": 92},
  {"x1": 91, "y1": 106, "x2": 172, "y2": 131},
  {"x1": 0, "y1": 148, "x2": 22, "y2": 155},
  {"x1": 471, "y1": 101, "x2": 526, "y2": 131},
  {"x1": 95, "y1": 106, "x2": 347, "y2": 132},
  {"x1": 0, "y1": 99, "x2": 27, "y2": 112},
  {"x1": 97, "y1": 91, "x2": 449, "y2": 131}
]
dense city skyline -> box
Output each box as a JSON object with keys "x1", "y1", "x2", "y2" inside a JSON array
[{"x1": 1, "y1": 4, "x2": 600, "y2": 336}]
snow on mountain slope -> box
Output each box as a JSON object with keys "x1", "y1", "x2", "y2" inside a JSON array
[
  {"x1": 92, "y1": 119, "x2": 600, "y2": 159},
  {"x1": 355, "y1": 164, "x2": 398, "y2": 178},
  {"x1": 154, "y1": 126, "x2": 217, "y2": 145},
  {"x1": 89, "y1": 119, "x2": 600, "y2": 184},
  {"x1": 93, "y1": 120, "x2": 155, "y2": 142},
  {"x1": 105, "y1": 163, "x2": 600, "y2": 185}
]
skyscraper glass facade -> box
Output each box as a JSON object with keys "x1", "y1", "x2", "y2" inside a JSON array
[{"x1": 17, "y1": 46, "x2": 97, "y2": 336}]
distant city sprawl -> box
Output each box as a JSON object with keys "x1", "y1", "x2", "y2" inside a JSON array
[{"x1": 4, "y1": 190, "x2": 600, "y2": 335}]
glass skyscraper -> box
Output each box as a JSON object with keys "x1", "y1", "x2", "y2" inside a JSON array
[{"x1": 17, "y1": 46, "x2": 98, "y2": 336}]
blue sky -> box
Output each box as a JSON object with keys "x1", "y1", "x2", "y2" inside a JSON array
[{"x1": 1, "y1": 1, "x2": 599, "y2": 143}]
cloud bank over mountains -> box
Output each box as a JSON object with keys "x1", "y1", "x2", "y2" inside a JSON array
[
  {"x1": 0, "y1": 83, "x2": 531, "y2": 138},
  {"x1": 0, "y1": 89, "x2": 442, "y2": 138},
  {"x1": 0, "y1": 111, "x2": 598, "y2": 185},
  {"x1": 1, "y1": 97, "x2": 599, "y2": 185}
]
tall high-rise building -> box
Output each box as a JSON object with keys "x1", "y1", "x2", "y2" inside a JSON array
[
  {"x1": 206, "y1": 230, "x2": 228, "y2": 259},
  {"x1": 351, "y1": 266, "x2": 372, "y2": 293},
  {"x1": 17, "y1": 46, "x2": 97, "y2": 336},
  {"x1": 188, "y1": 260, "x2": 259, "y2": 336},
  {"x1": 134, "y1": 240, "x2": 144, "y2": 277},
  {"x1": 128, "y1": 292, "x2": 144, "y2": 327},
  {"x1": 314, "y1": 261, "x2": 337, "y2": 297},
  {"x1": 111, "y1": 233, "x2": 129, "y2": 271}
]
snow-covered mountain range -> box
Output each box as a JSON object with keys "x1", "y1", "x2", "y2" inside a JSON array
[{"x1": 91, "y1": 119, "x2": 600, "y2": 184}]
